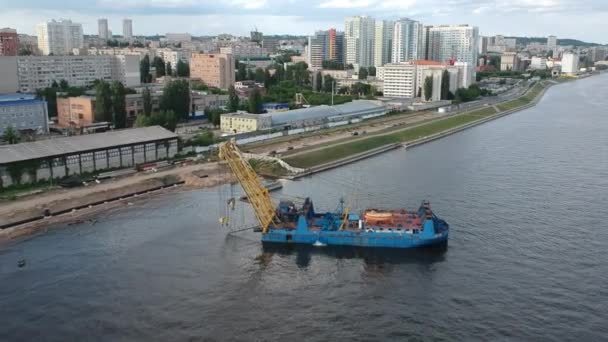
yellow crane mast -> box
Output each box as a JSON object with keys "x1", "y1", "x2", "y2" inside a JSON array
[{"x1": 218, "y1": 140, "x2": 278, "y2": 233}]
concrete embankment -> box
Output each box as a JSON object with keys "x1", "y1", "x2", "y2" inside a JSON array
[
  {"x1": 404, "y1": 83, "x2": 549, "y2": 149},
  {"x1": 285, "y1": 82, "x2": 551, "y2": 178}
]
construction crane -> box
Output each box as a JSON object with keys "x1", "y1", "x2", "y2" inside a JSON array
[{"x1": 218, "y1": 140, "x2": 278, "y2": 233}]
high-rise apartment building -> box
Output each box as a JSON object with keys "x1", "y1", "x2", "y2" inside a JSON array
[
  {"x1": 382, "y1": 62, "x2": 417, "y2": 98},
  {"x1": 374, "y1": 20, "x2": 394, "y2": 67},
  {"x1": 0, "y1": 28, "x2": 19, "y2": 56},
  {"x1": 561, "y1": 52, "x2": 579, "y2": 74},
  {"x1": 392, "y1": 18, "x2": 424, "y2": 63},
  {"x1": 307, "y1": 29, "x2": 344, "y2": 69},
  {"x1": 36, "y1": 19, "x2": 84, "y2": 55},
  {"x1": 98, "y1": 18, "x2": 109, "y2": 41},
  {"x1": 123, "y1": 19, "x2": 133, "y2": 41},
  {"x1": 345, "y1": 16, "x2": 376, "y2": 68},
  {"x1": 424, "y1": 25, "x2": 479, "y2": 66},
  {"x1": 547, "y1": 35, "x2": 557, "y2": 53},
  {"x1": 190, "y1": 53, "x2": 235, "y2": 90},
  {"x1": 0, "y1": 55, "x2": 140, "y2": 93}
]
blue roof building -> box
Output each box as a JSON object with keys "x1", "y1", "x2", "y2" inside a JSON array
[{"x1": 0, "y1": 94, "x2": 49, "y2": 136}]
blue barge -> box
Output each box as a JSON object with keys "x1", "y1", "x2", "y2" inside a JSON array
[{"x1": 262, "y1": 199, "x2": 449, "y2": 249}]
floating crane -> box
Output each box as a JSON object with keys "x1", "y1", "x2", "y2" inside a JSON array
[{"x1": 217, "y1": 140, "x2": 450, "y2": 249}]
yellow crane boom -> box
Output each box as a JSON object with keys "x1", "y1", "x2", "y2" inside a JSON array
[{"x1": 218, "y1": 140, "x2": 278, "y2": 233}]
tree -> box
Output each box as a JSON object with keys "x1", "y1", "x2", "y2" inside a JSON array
[
  {"x1": 140, "y1": 55, "x2": 151, "y2": 83},
  {"x1": 368, "y1": 66, "x2": 376, "y2": 77},
  {"x1": 254, "y1": 68, "x2": 266, "y2": 83},
  {"x1": 205, "y1": 108, "x2": 225, "y2": 126},
  {"x1": 315, "y1": 72, "x2": 323, "y2": 92},
  {"x1": 228, "y1": 86, "x2": 240, "y2": 112},
  {"x1": 59, "y1": 79, "x2": 69, "y2": 90},
  {"x1": 358, "y1": 67, "x2": 368, "y2": 80},
  {"x1": 111, "y1": 81, "x2": 127, "y2": 128},
  {"x1": 176, "y1": 60, "x2": 190, "y2": 77},
  {"x1": 35, "y1": 87, "x2": 58, "y2": 118},
  {"x1": 246, "y1": 68, "x2": 255, "y2": 81},
  {"x1": 424, "y1": 76, "x2": 433, "y2": 101},
  {"x1": 237, "y1": 63, "x2": 247, "y2": 81},
  {"x1": 153, "y1": 56, "x2": 166, "y2": 77},
  {"x1": 2, "y1": 126, "x2": 19, "y2": 144},
  {"x1": 160, "y1": 80, "x2": 190, "y2": 119},
  {"x1": 143, "y1": 87, "x2": 152, "y2": 116},
  {"x1": 166, "y1": 62, "x2": 173, "y2": 77},
  {"x1": 323, "y1": 75, "x2": 335, "y2": 93},
  {"x1": 95, "y1": 81, "x2": 113, "y2": 123},
  {"x1": 441, "y1": 70, "x2": 450, "y2": 100},
  {"x1": 135, "y1": 110, "x2": 178, "y2": 132},
  {"x1": 248, "y1": 89, "x2": 263, "y2": 114},
  {"x1": 417, "y1": 87, "x2": 422, "y2": 98}
]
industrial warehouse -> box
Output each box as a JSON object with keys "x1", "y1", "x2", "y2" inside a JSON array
[
  {"x1": 220, "y1": 100, "x2": 387, "y2": 134},
  {"x1": 0, "y1": 126, "x2": 178, "y2": 186}
]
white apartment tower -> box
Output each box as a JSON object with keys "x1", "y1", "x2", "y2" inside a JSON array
[
  {"x1": 36, "y1": 19, "x2": 84, "y2": 55},
  {"x1": 374, "y1": 20, "x2": 394, "y2": 67},
  {"x1": 345, "y1": 16, "x2": 376, "y2": 68},
  {"x1": 561, "y1": 52, "x2": 579, "y2": 74},
  {"x1": 382, "y1": 62, "x2": 417, "y2": 98},
  {"x1": 98, "y1": 18, "x2": 109, "y2": 40},
  {"x1": 425, "y1": 25, "x2": 479, "y2": 65},
  {"x1": 392, "y1": 18, "x2": 424, "y2": 63},
  {"x1": 123, "y1": 19, "x2": 133, "y2": 41}
]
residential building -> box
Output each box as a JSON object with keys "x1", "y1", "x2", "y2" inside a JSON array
[
  {"x1": 0, "y1": 55, "x2": 140, "y2": 93},
  {"x1": 220, "y1": 112, "x2": 271, "y2": 133},
  {"x1": 17, "y1": 34, "x2": 39, "y2": 55},
  {"x1": 0, "y1": 126, "x2": 178, "y2": 187},
  {"x1": 413, "y1": 61, "x2": 457, "y2": 101},
  {"x1": 219, "y1": 43, "x2": 268, "y2": 59},
  {"x1": 155, "y1": 48, "x2": 190, "y2": 69},
  {"x1": 392, "y1": 18, "x2": 424, "y2": 63},
  {"x1": 190, "y1": 53, "x2": 235, "y2": 90},
  {"x1": 345, "y1": 16, "x2": 376, "y2": 68},
  {"x1": 123, "y1": 19, "x2": 133, "y2": 41},
  {"x1": 588, "y1": 47, "x2": 607, "y2": 62},
  {"x1": 308, "y1": 29, "x2": 345, "y2": 69},
  {"x1": 0, "y1": 28, "x2": 19, "y2": 56},
  {"x1": 425, "y1": 25, "x2": 479, "y2": 66},
  {"x1": 561, "y1": 52, "x2": 579, "y2": 74},
  {"x1": 382, "y1": 62, "x2": 417, "y2": 98},
  {"x1": 36, "y1": 19, "x2": 84, "y2": 55},
  {"x1": 530, "y1": 56, "x2": 548, "y2": 70},
  {"x1": 454, "y1": 62, "x2": 475, "y2": 88},
  {"x1": 262, "y1": 38, "x2": 280, "y2": 53},
  {"x1": 479, "y1": 36, "x2": 489, "y2": 54},
  {"x1": 547, "y1": 35, "x2": 557, "y2": 53},
  {"x1": 374, "y1": 20, "x2": 394, "y2": 67},
  {"x1": 320, "y1": 69, "x2": 354, "y2": 79},
  {"x1": 500, "y1": 52, "x2": 521, "y2": 71},
  {"x1": 98, "y1": 19, "x2": 109, "y2": 40},
  {"x1": 165, "y1": 33, "x2": 192, "y2": 42},
  {"x1": 0, "y1": 94, "x2": 49, "y2": 135}
]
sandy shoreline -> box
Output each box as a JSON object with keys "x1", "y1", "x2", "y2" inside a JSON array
[{"x1": 0, "y1": 162, "x2": 235, "y2": 242}]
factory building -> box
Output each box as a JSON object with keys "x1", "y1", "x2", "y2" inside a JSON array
[{"x1": 0, "y1": 126, "x2": 178, "y2": 187}]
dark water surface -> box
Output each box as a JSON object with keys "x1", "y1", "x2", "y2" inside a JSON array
[{"x1": 2, "y1": 75, "x2": 608, "y2": 341}]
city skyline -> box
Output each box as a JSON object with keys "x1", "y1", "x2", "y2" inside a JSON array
[{"x1": 0, "y1": 0, "x2": 606, "y2": 43}]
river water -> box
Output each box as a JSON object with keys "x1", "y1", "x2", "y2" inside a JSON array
[{"x1": 2, "y1": 75, "x2": 608, "y2": 341}]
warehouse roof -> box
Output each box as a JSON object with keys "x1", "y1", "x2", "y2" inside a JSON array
[
  {"x1": 0, "y1": 126, "x2": 177, "y2": 164},
  {"x1": 269, "y1": 100, "x2": 385, "y2": 126}
]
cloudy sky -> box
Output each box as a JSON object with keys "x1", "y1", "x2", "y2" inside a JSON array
[{"x1": 0, "y1": 0, "x2": 605, "y2": 43}]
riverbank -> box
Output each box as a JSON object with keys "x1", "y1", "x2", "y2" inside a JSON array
[
  {"x1": 283, "y1": 81, "x2": 548, "y2": 171},
  {"x1": 0, "y1": 162, "x2": 234, "y2": 241}
]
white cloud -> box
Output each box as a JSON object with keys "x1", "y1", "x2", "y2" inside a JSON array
[
  {"x1": 230, "y1": 0, "x2": 268, "y2": 9},
  {"x1": 319, "y1": 0, "x2": 372, "y2": 9}
]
